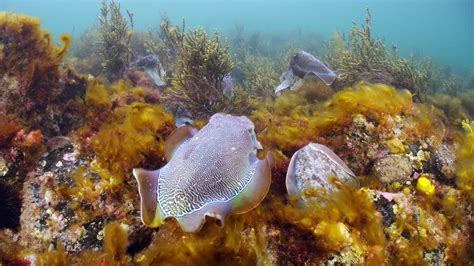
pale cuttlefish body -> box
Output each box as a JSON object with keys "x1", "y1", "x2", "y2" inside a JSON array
[
  {"x1": 129, "y1": 54, "x2": 166, "y2": 87},
  {"x1": 275, "y1": 51, "x2": 337, "y2": 95},
  {"x1": 286, "y1": 143, "x2": 359, "y2": 202},
  {"x1": 133, "y1": 113, "x2": 273, "y2": 232}
]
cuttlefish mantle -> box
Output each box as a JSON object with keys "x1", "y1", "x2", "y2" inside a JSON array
[
  {"x1": 275, "y1": 50, "x2": 337, "y2": 95},
  {"x1": 133, "y1": 113, "x2": 273, "y2": 233}
]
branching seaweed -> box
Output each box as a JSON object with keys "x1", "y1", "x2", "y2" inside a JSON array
[
  {"x1": 98, "y1": 0, "x2": 133, "y2": 81},
  {"x1": 327, "y1": 9, "x2": 432, "y2": 102},
  {"x1": 159, "y1": 16, "x2": 186, "y2": 69},
  {"x1": 164, "y1": 27, "x2": 239, "y2": 119},
  {"x1": 239, "y1": 53, "x2": 279, "y2": 99}
]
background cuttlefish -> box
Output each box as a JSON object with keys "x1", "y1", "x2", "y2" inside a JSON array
[
  {"x1": 275, "y1": 50, "x2": 337, "y2": 94},
  {"x1": 129, "y1": 54, "x2": 167, "y2": 87},
  {"x1": 133, "y1": 113, "x2": 273, "y2": 233}
]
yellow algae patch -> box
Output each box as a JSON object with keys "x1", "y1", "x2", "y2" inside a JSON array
[
  {"x1": 416, "y1": 176, "x2": 435, "y2": 196},
  {"x1": 92, "y1": 102, "x2": 174, "y2": 185},
  {"x1": 456, "y1": 120, "x2": 474, "y2": 201},
  {"x1": 314, "y1": 222, "x2": 354, "y2": 250},
  {"x1": 386, "y1": 139, "x2": 406, "y2": 154}
]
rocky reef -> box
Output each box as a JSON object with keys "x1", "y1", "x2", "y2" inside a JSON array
[{"x1": 0, "y1": 5, "x2": 473, "y2": 266}]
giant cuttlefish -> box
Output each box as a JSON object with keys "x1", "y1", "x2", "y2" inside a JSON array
[
  {"x1": 129, "y1": 54, "x2": 166, "y2": 87},
  {"x1": 133, "y1": 114, "x2": 273, "y2": 232},
  {"x1": 275, "y1": 50, "x2": 337, "y2": 95}
]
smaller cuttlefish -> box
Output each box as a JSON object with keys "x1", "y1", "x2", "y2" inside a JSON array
[
  {"x1": 129, "y1": 54, "x2": 167, "y2": 87},
  {"x1": 275, "y1": 51, "x2": 337, "y2": 95},
  {"x1": 133, "y1": 113, "x2": 273, "y2": 232},
  {"x1": 286, "y1": 143, "x2": 359, "y2": 202}
]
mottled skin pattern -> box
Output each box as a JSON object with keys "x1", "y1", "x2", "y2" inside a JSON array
[
  {"x1": 130, "y1": 54, "x2": 160, "y2": 69},
  {"x1": 158, "y1": 114, "x2": 259, "y2": 217},
  {"x1": 290, "y1": 51, "x2": 337, "y2": 86},
  {"x1": 287, "y1": 143, "x2": 359, "y2": 196},
  {"x1": 275, "y1": 51, "x2": 336, "y2": 94}
]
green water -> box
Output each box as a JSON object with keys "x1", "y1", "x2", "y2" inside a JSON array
[{"x1": 1, "y1": 0, "x2": 473, "y2": 73}]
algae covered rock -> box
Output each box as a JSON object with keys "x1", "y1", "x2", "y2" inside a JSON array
[
  {"x1": 19, "y1": 141, "x2": 144, "y2": 253},
  {"x1": 429, "y1": 143, "x2": 457, "y2": 181},
  {"x1": 372, "y1": 154, "x2": 412, "y2": 184}
]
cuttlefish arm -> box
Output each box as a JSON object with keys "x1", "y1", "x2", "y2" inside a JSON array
[
  {"x1": 176, "y1": 152, "x2": 273, "y2": 233},
  {"x1": 275, "y1": 69, "x2": 297, "y2": 95},
  {"x1": 144, "y1": 68, "x2": 167, "y2": 87}
]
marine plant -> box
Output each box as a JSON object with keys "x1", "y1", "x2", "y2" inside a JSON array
[
  {"x1": 459, "y1": 90, "x2": 474, "y2": 117},
  {"x1": 23, "y1": 222, "x2": 131, "y2": 265},
  {"x1": 427, "y1": 93, "x2": 469, "y2": 125},
  {"x1": 252, "y1": 82, "x2": 448, "y2": 183},
  {"x1": 98, "y1": 0, "x2": 133, "y2": 82},
  {"x1": 164, "y1": 27, "x2": 238, "y2": 119},
  {"x1": 147, "y1": 18, "x2": 184, "y2": 70},
  {"x1": 83, "y1": 79, "x2": 161, "y2": 128},
  {"x1": 148, "y1": 18, "x2": 256, "y2": 118},
  {"x1": 239, "y1": 54, "x2": 279, "y2": 99},
  {"x1": 69, "y1": 27, "x2": 102, "y2": 76},
  {"x1": 0, "y1": 113, "x2": 21, "y2": 147},
  {"x1": 253, "y1": 83, "x2": 415, "y2": 155},
  {"x1": 456, "y1": 120, "x2": 474, "y2": 201},
  {"x1": 91, "y1": 102, "x2": 174, "y2": 185},
  {"x1": 326, "y1": 9, "x2": 432, "y2": 102},
  {"x1": 0, "y1": 13, "x2": 83, "y2": 135},
  {"x1": 158, "y1": 16, "x2": 186, "y2": 70}
]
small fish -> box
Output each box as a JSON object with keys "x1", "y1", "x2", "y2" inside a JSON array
[
  {"x1": 130, "y1": 54, "x2": 166, "y2": 87},
  {"x1": 133, "y1": 113, "x2": 273, "y2": 232},
  {"x1": 275, "y1": 51, "x2": 337, "y2": 95},
  {"x1": 286, "y1": 143, "x2": 359, "y2": 201}
]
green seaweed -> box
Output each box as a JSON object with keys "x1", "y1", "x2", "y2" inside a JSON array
[
  {"x1": 98, "y1": 0, "x2": 133, "y2": 81},
  {"x1": 327, "y1": 9, "x2": 432, "y2": 102}
]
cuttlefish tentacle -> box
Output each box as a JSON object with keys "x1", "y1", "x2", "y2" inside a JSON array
[
  {"x1": 133, "y1": 168, "x2": 166, "y2": 227},
  {"x1": 144, "y1": 68, "x2": 166, "y2": 87}
]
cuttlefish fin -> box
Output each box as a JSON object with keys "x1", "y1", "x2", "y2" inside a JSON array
[
  {"x1": 177, "y1": 214, "x2": 205, "y2": 233},
  {"x1": 164, "y1": 125, "x2": 198, "y2": 161},
  {"x1": 133, "y1": 168, "x2": 165, "y2": 228},
  {"x1": 232, "y1": 152, "x2": 273, "y2": 214},
  {"x1": 177, "y1": 201, "x2": 233, "y2": 233}
]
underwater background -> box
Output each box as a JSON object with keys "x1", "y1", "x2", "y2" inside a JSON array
[
  {"x1": 0, "y1": 0, "x2": 474, "y2": 265},
  {"x1": 2, "y1": 0, "x2": 473, "y2": 72}
]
